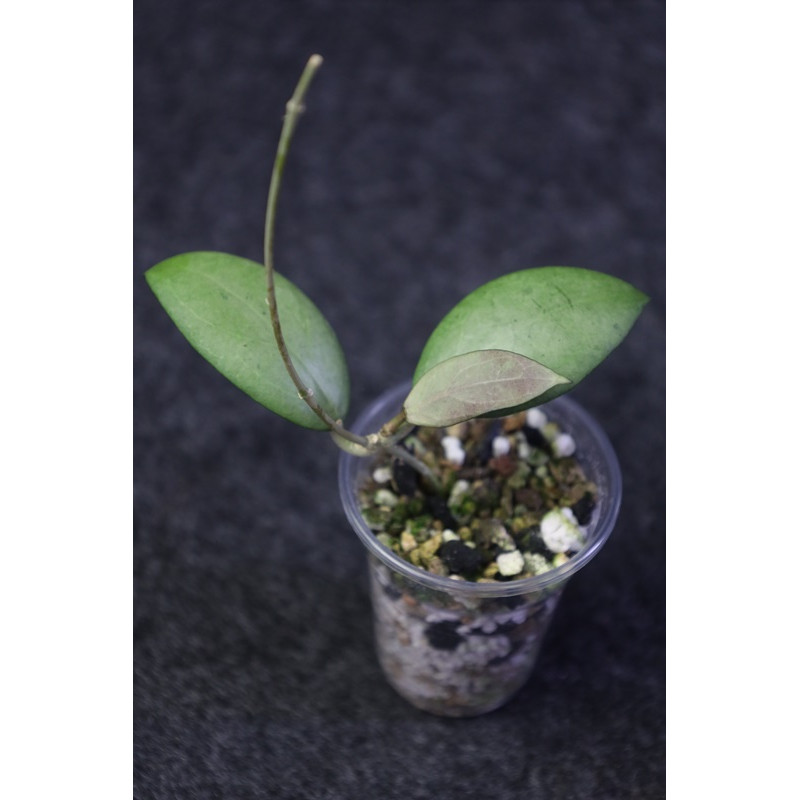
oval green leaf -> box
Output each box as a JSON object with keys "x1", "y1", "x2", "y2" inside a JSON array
[
  {"x1": 403, "y1": 349, "x2": 569, "y2": 427},
  {"x1": 413, "y1": 267, "x2": 648, "y2": 409},
  {"x1": 145, "y1": 251, "x2": 349, "y2": 430}
]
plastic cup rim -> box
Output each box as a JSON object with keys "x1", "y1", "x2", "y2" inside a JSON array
[{"x1": 338, "y1": 382, "x2": 622, "y2": 598}]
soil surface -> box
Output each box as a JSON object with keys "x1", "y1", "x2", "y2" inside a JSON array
[{"x1": 358, "y1": 407, "x2": 597, "y2": 582}]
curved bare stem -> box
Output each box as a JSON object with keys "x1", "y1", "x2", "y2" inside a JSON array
[
  {"x1": 261, "y1": 56, "x2": 442, "y2": 492},
  {"x1": 262, "y1": 55, "x2": 368, "y2": 449}
]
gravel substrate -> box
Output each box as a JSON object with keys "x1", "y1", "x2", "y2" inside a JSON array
[
  {"x1": 356, "y1": 403, "x2": 601, "y2": 715},
  {"x1": 358, "y1": 407, "x2": 597, "y2": 582},
  {"x1": 369, "y1": 557, "x2": 564, "y2": 716}
]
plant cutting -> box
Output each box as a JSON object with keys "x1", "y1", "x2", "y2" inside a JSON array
[{"x1": 145, "y1": 55, "x2": 648, "y2": 716}]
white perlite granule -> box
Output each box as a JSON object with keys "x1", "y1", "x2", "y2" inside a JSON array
[
  {"x1": 496, "y1": 550, "x2": 525, "y2": 576},
  {"x1": 553, "y1": 432, "x2": 576, "y2": 457},
  {"x1": 540, "y1": 507, "x2": 584, "y2": 553},
  {"x1": 372, "y1": 466, "x2": 393, "y2": 484},
  {"x1": 526, "y1": 408, "x2": 548, "y2": 429},
  {"x1": 492, "y1": 436, "x2": 511, "y2": 457},
  {"x1": 374, "y1": 488, "x2": 399, "y2": 507},
  {"x1": 441, "y1": 435, "x2": 466, "y2": 466}
]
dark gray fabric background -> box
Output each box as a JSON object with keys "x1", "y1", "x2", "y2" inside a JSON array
[{"x1": 134, "y1": 1, "x2": 665, "y2": 797}]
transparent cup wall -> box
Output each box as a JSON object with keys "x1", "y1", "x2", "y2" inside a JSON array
[
  {"x1": 368, "y1": 553, "x2": 567, "y2": 715},
  {"x1": 339, "y1": 383, "x2": 621, "y2": 717}
]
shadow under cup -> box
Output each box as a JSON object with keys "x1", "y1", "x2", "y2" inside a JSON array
[{"x1": 338, "y1": 382, "x2": 621, "y2": 717}]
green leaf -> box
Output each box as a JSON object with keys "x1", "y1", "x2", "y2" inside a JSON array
[
  {"x1": 145, "y1": 251, "x2": 349, "y2": 430},
  {"x1": 403, "y1": 349, "x2": 569, "y2": 427},
  {"x1": 413, "y1": 267, "x2": 648, "y2": 409}
]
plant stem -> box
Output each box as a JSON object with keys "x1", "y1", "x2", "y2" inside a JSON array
[
  {"x1": 262, "y1": 55, "x2": 368, "y2": 449},
  {"x1": 379, "y1": 409, "x2": 412, "y2": 440},
  {"x1": 261, "y1": 56, "x2": 442, "y2": 492}
]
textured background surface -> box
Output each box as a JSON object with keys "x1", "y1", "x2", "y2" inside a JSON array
[{"x1": 134, "y1": 1, "x2": 665, "y2": 797}]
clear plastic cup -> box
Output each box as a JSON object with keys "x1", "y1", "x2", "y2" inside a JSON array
[{"x1": 338, "y1": 382, "x2": 622, "y2": 717}]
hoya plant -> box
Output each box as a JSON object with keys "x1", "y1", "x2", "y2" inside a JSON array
[{"x1": 146, "y1": 55, "x2": 648, "y2": 491}]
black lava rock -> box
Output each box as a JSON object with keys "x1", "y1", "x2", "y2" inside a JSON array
[
  {"x1": 523, "y1": 426, "x2": 552, "y2": 454},
  {"x1": 424, "y1": 620, "x2": 464, "y2": 651},
  {"x1": 426, "y1": 495, "x2": 460, "y2": 531},
  {"x1": 439, "y1": 540, "x2": 485, "y2": 575},
  {"x1": 524, "y1": 530, "x2": 551, "y2": 559},
  {"x1": 391, "y1": 458, "x2": 419, "y2": 497},
  {"x1": 474, "y1": 421, "x2": 502, "y2": 464},
  {"x1": 571, "y1": 491, "x2": 596, "y2": 525}
]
